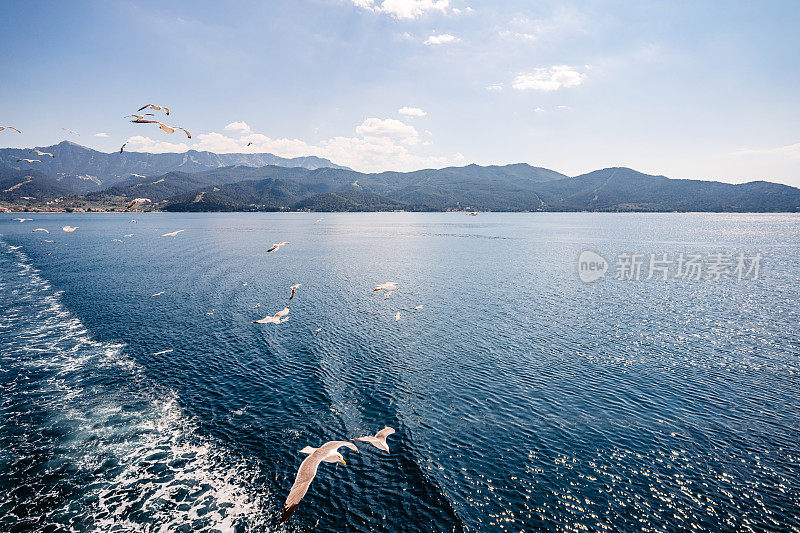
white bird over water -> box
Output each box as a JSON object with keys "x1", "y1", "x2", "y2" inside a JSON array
[
  {"x1": 151, "y1": 291, "x2": 165, "y2": 297},
  {"x1": 62, "y1": 226, "x2": 78, "y2": 232},
  {"x1": 414, "y1": 305, "x2": 423, "y2": 310},
  {"x1": 373, "y1": 282, "x2": 399, "y2": 293},
  {"x1": 12, "y1": 218, "x2": 32, "y2": 222},
  {"x1": 355, "y1": 427, "x2": 395, "y2": 453},
  {"x1": 289, "y1": 283, "x2": 301, "y2": 300},
  {"x1": 153, "y1": 349, "x2": 174, "y2": 356},
  {"x1": 280, "y1": 441, "x2": 359, "y2": 524},
  {"x1": 253, "y1": 306, "x2": 289, "y2": 324},
  {"x1": 160, "y1": 230, "x2": 184, "y2": 237},
  {"x1": 32, "y1": 228, "x2": 49, "y2": 233},
  {"x1": 267, "y1": 241, "x2": 289, "y2": 253},
  {"x1": 395, "y1": 311, "x2": 401, "y2": 321}
]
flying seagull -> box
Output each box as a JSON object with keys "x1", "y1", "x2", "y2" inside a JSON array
[
  {"x1": 137, "y1": 104, "x2": 170, "y2": 115},
  {"x1": 111, "y1": 238, "x2": 123, "y2": 242},
  {"x1": 280, "y1": 441, "x2": 359, "y2": 524},
  {"x1": 160, "y1": 230, "x2": 184, "y2": 237},
  {"x1": 253, "y1": 306, "x2": 289, "y2": 324},
  {"x1": 31, "y1": 149, "x2": 54, "y2": 158},
  {"x1": 32, "y1": 228, "x2": 49, "y2": 233},
  {"x1": 61, "y1": 128, "x2": 79, "y2": 135},
  {"x1": 123, "y1": 234, "x2": 133, "y2": 238},
  {"x1": 355, "y1": 427, "x2": 395, "y2": 453},
  {"x1": 0, "y1": 126, "x2": 21, "y2": 133},
  {"x1": 467, "y1": 211, "x2": 478, "y2": 216},
  {"x1": 152, "y1": 291, "x2": 165, "y2": 297},
  {"x1": 120, "y1": 142, "x2": 128, "y2": 153},
  {"x1": 12, "y1": 218, "x2": 32, "y2": 222},
  {"x1": 395, "y1": 311, "x2": 401, "y2": 321},
  {"x1": 373, "y1": 282, "x2": 399, "y2": 293},
  {"x1": 153, "y1": 349, "x2": 174, "y2": 356},
  {"x1": 246, "y1": 141, "x2": 253, "y2": 147},
  {"x1": 267, "y1": 241, "x2": 289, "y2": 253},
  {"x1": 289, "y1": 283, "x2": 301, "y2": 300},
  {"x1": 126, "y1": 197, "x2": 152, "y2": 210},
  {"x1": 62, "y1": 226, "x2": 78, "y2": 232},
  {"x1": 175, "y1": 127, "x2": 191, "y2": 139},
  {"x1": 414, "y1": 305, "x2": 423, "y2": 310},
  {"x1": 17, "y1": 158, "x2": 40, "y2": 163}
]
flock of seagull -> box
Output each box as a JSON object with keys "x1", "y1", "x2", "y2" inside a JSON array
[
  {"x1": 6, "y1": 215, "x2": 417, "y2": 525},
  {"x1": 2, "y1": 103, "x2": 191, "y2": 160}
]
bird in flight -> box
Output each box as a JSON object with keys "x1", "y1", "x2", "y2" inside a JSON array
[
  {"x1": 0, "y1": 126, "x2": 21, "y2": 133},
  {"x1": 111, "y1": 238, "x2": 123, "y2": 242},
  {"x1": 123, "y1": 234, "x2": 133, "y2": 238},
  {"x1": 246, "y1": 141, "x2": 253, "y2": 147},
  {"x1": 137, "y1": 104, "x2": 170, "y2": 115},
  {"x1": 61, "y1": 128, "x2": 79, "y2": 135},
  {"x1": 395, "y1": 311, "x2": 401, "y2": 321},
  {"x1": 32, "y1": 228, "x2": 49, "y2": 233},
  {"x1": 153, "y1": 349, "x2": 174, "y2": 356},
  {"x1": 289, "y1": 283, "x2": 301, "y2": 300},
  {"x1": 120, "y1": 142, "x2": 128, "y2": 153},
  {"x1": 126, "y1": 198, "x2": 152, "y2": 210},
  {"x1": 31, "y1": 149, "x2": 54, "y2": 158},
  {"x1": 467, "y1": 211, "x2": 478, "y2": 216},
  {"x1": 414, "y1": 305, "x2": 423, "y2": 310},
  {"x1": 253, "y1": 306, "x2": 290, "y2": 324},
  {"x1": 12, "y1": 218, "x2": 32, "y2": 222},
  {"x1": 160, "y1": 230, "x2": 184, "y2": 237},
  {"x1": 280, "y1": 441, "x2": 359, "y2": 524},
  {"x1": 152, "y1": 291, "x2": 165, "y2": 297},
  {"x1": 62, "y1": 226, "x2": 78, "y2": 232},
  {"x1": 175, "y1": 127, "x2": 191, "y2": 139},
  {"x1": 17, "y1": 158, "x2": 40, "y2": 163},
  {"x1": 355, "y1": 427, "x2": 395, "y2": 453},
  {"x1": 267, "y1": 241, "x2": 289, "y2": 253},
  {"x1": 374, "y1": 282, "x2": 399, "y2": 300}
]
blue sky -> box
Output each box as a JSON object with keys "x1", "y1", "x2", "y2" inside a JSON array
[{"x1": 1, "y1": 0, "x2": 799, "y2": 185}]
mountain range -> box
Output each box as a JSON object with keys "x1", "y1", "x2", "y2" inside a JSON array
[
  {"x1": 1, "y1": 142, "x2": 798, "y2": 212},
  {"x1": 0, "y1": 141, "x2": 348, "y2": 193}
]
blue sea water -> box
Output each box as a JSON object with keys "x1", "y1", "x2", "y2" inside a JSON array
[{"x1": 1, "y1": 212, "x2": 799, "y2": 532}]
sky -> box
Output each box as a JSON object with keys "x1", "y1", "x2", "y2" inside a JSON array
[{"x1": 0, "y1": 0, "x2": 799, "y2": 185}]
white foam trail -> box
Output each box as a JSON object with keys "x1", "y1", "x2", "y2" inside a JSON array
[{"x1": 0, "y1": 241, "x2": 272, "y2": 532}]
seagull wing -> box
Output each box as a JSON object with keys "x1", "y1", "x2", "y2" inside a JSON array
[
  {"x1": 176, "y1": 127, "x2": 191, "y2": 138},
  {"x1": 376, "y1": 427, "x2": 396, "y2": 439},
  {"x1": 274, "y1": 306, "x2": 290, "y2": 319},
  {"x1": 280, "y1": 453, "x2": 322, "y2": 524},
  {"x1": 157, "y1": 123, "x2": 174, "y2": 133},
  {"x1": 267, "y1": 244, "x2": 278, "y2": 252}
]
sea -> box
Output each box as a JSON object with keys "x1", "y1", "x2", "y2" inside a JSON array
[{"x1": 1, "y1": 212, "x2": 798, "y2": 532}]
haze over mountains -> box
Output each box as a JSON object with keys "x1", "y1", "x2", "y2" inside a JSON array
[{"x1": 1, "y1": 142, "x2": 799, "y2": 212}]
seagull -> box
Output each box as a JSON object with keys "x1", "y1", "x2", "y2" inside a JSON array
[
  {"x1": 61, "y1": 128, "x2": 79, "y2": 135},
  {"x1": 62, "y1": 226, "x2": 78, "y2": 232},
  {"x1": 0, "y1": 126, "x2": 21, "y2": 133},
  {"x1": 111, "y1": 238, "x2": 123, "y2": 242},
  {"x1": 373, "y1": 282, "x2": 398, "y2": 293},
  {"x1": 355, "y1": 427, "x2": 395, "y2": 453},
  {"x1": 289, "y1": 283, "x2": 301, "y2": 300},
  {"x1": 123, "y1": 234, "x2": 133, "y2": 238},
  {"x1": 8, "y1": 245, "x2": 22, "y2": 250},
  {"x1": 267, "y1": 241, "x2": 289, "y2": 253},
  {"x1": 280, "y1": 441, "x2": 359, "y2": 524},
  {"x1": 17, "y1": 158, "x2": 40, "y2": 163},
  {"x1": 384, "y1": 291, "x2": 393, "y2": 300},
  {"x1": 253, "y1": 306, "x2": 289, "y2": 324},
  {"x1": 32, "y1": 228, "x2": 49, "y2": 233},
  {"x1": 160, "y1": 230, "x2": 184, "y2": 237},
  {"x1": 137, "y1": 104, "x2": 170, "y2": 115},
  {"x1": 175, "y1": 127, "x2": 191, "y2": 139},
  {"x1": 242, "y1": 281, "x2": 247, "y2": 286},
  {"x1": 153, "y1": 349, "x2": 174, "y2": 356},
  {"x1": 395, "y1": 311, "x2": 401, "y2": 321},
  {"x1": 246, "y1": 142, "x2": 253, "y2": 147},
  {"x1": 467, "y1": 211, "x2": 478, "y2": 216},
  {"x1": 12, "y1": 218, "x2": 32, "y2": 222},
  {"x1": 120, "y1": 142, "x2": 128, "y2": 153},
  {"x1": 31, "y1": 149, "x2": 54, "y2": 158},
  {"x1": 254, "y1": 302, "x2": 261, "y2": 308},
  {"x1": 152, "y1": 291, "x2": 165, "y2": 297},
  {"x1": 314, "y1": 328, "x2": 322, "y2": 335},
  {"x1": 414, "y1": 305, "x2": 423, "y2": 310},
  {"x1": 126, "y1": 197, "x2": 152, "y2": 210}
]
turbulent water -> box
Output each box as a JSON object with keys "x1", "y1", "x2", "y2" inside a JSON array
[{"x1": 1, "y1": 212, "x2": 799, "y2": 532}]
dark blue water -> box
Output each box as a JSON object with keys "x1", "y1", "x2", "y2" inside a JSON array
[{"x1": 1, "y1": 212, "x2": 799, "y2": 532}]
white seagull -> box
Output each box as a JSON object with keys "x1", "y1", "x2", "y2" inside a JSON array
[
  {"x1": 160, "y1": 230, "x2": 184, "y2": 237},
  {"x1": 253, "y1": 306, "x2": 289, "y2": 324},
  {"x1": 355, "y1": 427, "x2": 395, "y2": 453},
  {"x1": 153, "y1": 349, "x2": 174, "y2": 356},
  {"x1": 267, "y1": 241, "x2": 289, "y2": 253},
  {"x1": 373, "y1": 282, "x2": 399, "y2": 293},
  {"x1": 32, "y1": 228, "x2": 49, "y2": 233},
  {"x1": 280, "y1": 441, "x2": 359, "y2": 524},
  {"x1": 62, "y1": 226, "x2": 78, "y2": 232},
  {"x1": 152, "y1": 291, "x2": 165, "y2": 297},
  {"x1": 289, "y1": 283, "x2": 301, "y2": 300},
  {"x1": 12, "y1": 218, "x2": 32, "y2": 222}
]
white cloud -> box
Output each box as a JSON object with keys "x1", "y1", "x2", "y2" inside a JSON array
[
  {"x1": 352, "y1": 0, "x2": 450, "y2": 19},
  {"x1": 224, "y1": 121, "x2": 252, "y2": 134},
  {"x1": 424, "y1": 33, "x2": 459, "y2": 45},
  {"x1": 125, "y1": 135, "x2": 191, "y2": 153},
  {"x1": 737, "y1": 142, "x2": 800, "y2": 157},
  {"x1": 485, "y1": 84, "x2": 503, "y2": 92},
  {"x1": 125, "y1": 117, "x2": 458, "y2": 172},
  {"x1": 356, "y1": 117, "x2": 419, "y2": 144},
  {"x1": 93, "y1": 132, "x2": 109, "y2": 138},
  {"x1": 500, "y1": 8, "x2": 587, "y2": 43},
  {"x1": 398, "y1": 106, "x2": 427, "y2": 117},
  {"x1": 557, "y1": 105, "x2": 572, "y2": 110},
  {"x1": 534, "y1": 107, "x2": 546, "y2": 113},
  {"x1": 512, "y1": 65, "x2": 586, "y2": 91}
]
